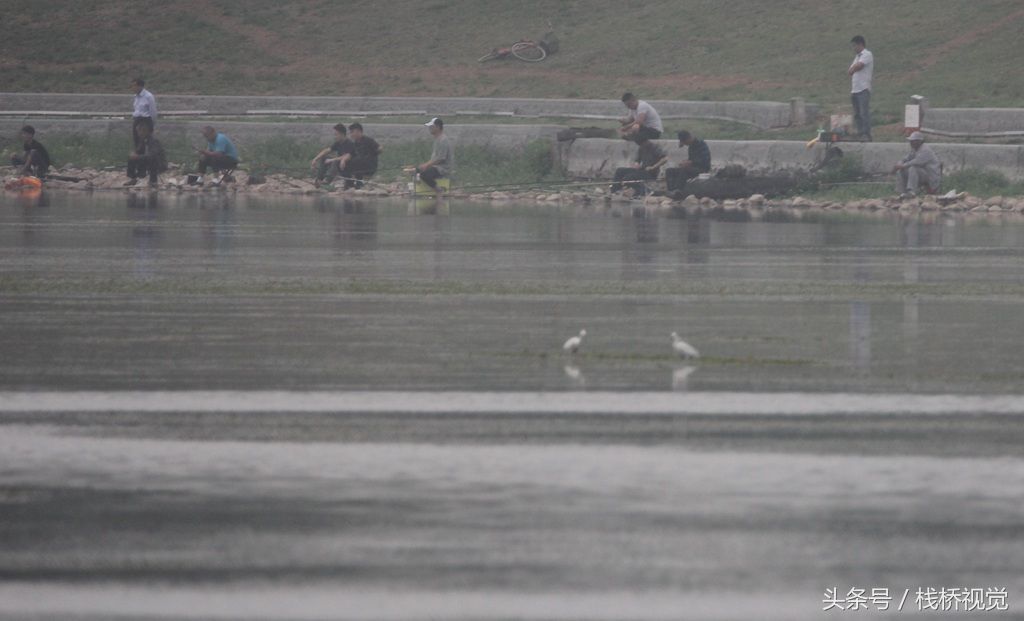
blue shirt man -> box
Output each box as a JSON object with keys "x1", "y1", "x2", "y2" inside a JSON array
[
  {"x1": 207, "y1": 131, "x2": 239, "y2": 161},
  {"x1": 197, "y1": 126, "x2": 239, "y2": 185}
]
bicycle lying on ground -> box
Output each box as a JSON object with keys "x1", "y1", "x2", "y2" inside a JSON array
[{"x1": 478, "y1": 39, "x2": 548, "y2": 63}]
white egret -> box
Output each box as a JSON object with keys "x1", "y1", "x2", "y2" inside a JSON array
[
  {"x1": 563, "y1": 329, "x2": 586, "y2": 354},
  {"x1": 670, "y1": 332, "x2": 700, "y2": 359}
]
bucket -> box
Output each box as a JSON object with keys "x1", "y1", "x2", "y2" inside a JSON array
[{"x1": 413, "y1": 176, "x2": 450, "y2": 196}]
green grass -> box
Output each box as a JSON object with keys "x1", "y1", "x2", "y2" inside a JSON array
[
  {"x1": 943, "y1": 169, "x2": 1024, "y2": 198},
  {"x1": 244, "y1": 137, "x2": 561, "y2": 187},
  {"x1": 3, "y1": 0, "x2": 1024, "y2": 122},
  {"x1": 29, "y1": 132, "x2": 563, "y2": 188},
  {"x1": 0, "y1": 131, "x2": 195, "y2": 171},
  {"x1": 799, "y1": 166, "x2": 1024, "y2": 202}
]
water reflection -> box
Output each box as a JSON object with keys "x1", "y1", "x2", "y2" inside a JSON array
[
  {"x1": 3, "y1": 193, "x2": 1024, "y2": 394},
  {"x1": 127, "y1": 193, "x2": 161, "y2": 278},
  {"x1": 621, "y1": 216, "x2": 660, "y2": 281},
  {"x1": 671, "y1": 365, "x2": 697, "y2": 390},
  {"x1": 13, "y1": 191, "x2": 49, "y2": 248},
  {"x1": 407, "y1": 197, "x2": 450, "y2": 216},
  {"x1": 563, "y1": 364, "x2": 586, "y2": 387},
  {"x1": 14, "y1": 189, "x2": 47, "y2": 210},
  {"x1": 199, "y1": 197, "x2": 235, "y2": 257},
  {"x1": 681, "y1": 215, "x2": 710, "y2": 264},
  {"x1": 849, "y1": 246, "x2": 873, "y2": 372},
  {"x1": 333, "y1": 199, "x2": 378, "y2": 249},
  {"x1": 849, "y1": 301, "x2": 872, "y2": 371}
]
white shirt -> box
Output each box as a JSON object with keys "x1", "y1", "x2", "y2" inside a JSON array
[
  {"x1": 133, "y1": 88, "x2": 158, "y2": 119},
  {"x1": 630, "y1": 100, "x2": 663, "y2": 132},
  {"x1": 850, "y1": 49, "x2": 873, "y2": 93}
]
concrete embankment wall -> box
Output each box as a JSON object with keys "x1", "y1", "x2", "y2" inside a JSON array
[
  {"x1": 0, "y1": 119, "x2": 564, "y2": 151},
  {"x1": 0, "y1": 93, "x2": 814, "y2": 129},
  {"x1": 562, "y1": 139, "x2": 1024, "y2": 181},
  {"x1": 5, "y1": 116, "x2": 1022, "y2": 181},
  {"x1": 6, "y1": 93, "x2": 1024, "y2": 135},
  {"x1": 926, "y1": 108, "x2": 1024, "y2": 136}
]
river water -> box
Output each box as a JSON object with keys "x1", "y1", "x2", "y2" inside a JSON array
[{"x1": 1, "y1": 191, "x2": 1022, "y2": 619}]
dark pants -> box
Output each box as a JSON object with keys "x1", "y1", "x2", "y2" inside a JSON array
[
  {"x1": 316, "y1": 159, "x2": 343, "y2": 183},
  {"x1": 342, "y1": 157, "x2": 377, "y2": 189},
  {"x1": 198, "y1": 153, "x2": 238, "y2": 174},
  {"x1": 11, "y1": 152, "x2": 49, "y2": 177},
  {"x1": 611, "y1": 167, "x2": 655, "y2": 195},
  {"x1": 418, "y1": 166, "x2": 445, "y2": 189},
  {"x1": 127, "y1": 155, "x2": 159, "y2": 183},
  {"x1": 666, "y1": 165, "x2": 703, "y2": 193},
  {"x1": 132, "y1": 117, "x2": 154, "y2": 151},
  {"x1": 851, "y1": 90, "x2": 871, "y2": 140},
  {"x1": 632, "y1": 126, "x2": 661, "y2": 144}
]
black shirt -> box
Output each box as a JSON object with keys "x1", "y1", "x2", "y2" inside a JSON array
[
  {"x1": 23, "y1": 139, "x2": 51, "y2": 169},
  {"x1": 352, "y1": 136, "x2": 380, "y2": 168},
  {"x1": 140, "y1": 136, "x2": 168, "y2": 172},
  {"x1": 635, "y1": 141, "x2": 666, "y2": 177},
  {"x1": 331, "y1": 139, "x2": 355, "y2": 157},
  {"x1": 687, "y1": 138, "x2": 711, "y2": 173}
]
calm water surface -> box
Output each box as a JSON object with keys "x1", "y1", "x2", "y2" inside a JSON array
[{"x1": 1, "y1": 191, "x2": 1022, "y2": 619}]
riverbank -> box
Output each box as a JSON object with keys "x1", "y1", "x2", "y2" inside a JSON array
[{"x1": 15, "y1": 164, "x2": 1024, "y2": 221}]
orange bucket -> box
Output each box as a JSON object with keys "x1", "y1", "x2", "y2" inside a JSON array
[{"x1": 4, "y1": 176, "x2": 43, "y2": 191}]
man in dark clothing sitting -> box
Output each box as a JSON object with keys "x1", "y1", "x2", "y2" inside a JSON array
[
  {"x1": 343, "y1": 122, "x2": 383, "y2": 189},
  {"x1": 311, "y1": 123, "x2": 355, "y2": 186},
  {"x1": 10, "y1": 125, "x2": 51, "y2": 178},
  {"x1": 610, "y1": 137, "x2": 667, "y2": 196},
  {"x1": 124, "y1": 122, "x2": 167, "y2": 187},
  {"x1": 666, "y1": 130, "x2": 712, "y2": 193}
]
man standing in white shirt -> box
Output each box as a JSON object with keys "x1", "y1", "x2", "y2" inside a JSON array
[
  {"x1": 848, "y1": 35, "x2": 873, "y2": 141},
  {"x1": 131, "y1": 77, "x2": 158, "y2": 151},
  {"x1": 618, "y1": 92, "x2": 663, "y2": 144}
]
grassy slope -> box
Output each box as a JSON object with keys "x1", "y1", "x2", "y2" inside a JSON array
[{"x1": 2, "y1": 0, "x2": 1023, "y2": 120}]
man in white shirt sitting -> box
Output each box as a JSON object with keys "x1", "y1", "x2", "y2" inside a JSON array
[
  {"x1": 618, "y1": 92, "x2": 663, "y2": 144},
  {"x1": 848, "y1": 35, "x2": 873, "y2": 141}
]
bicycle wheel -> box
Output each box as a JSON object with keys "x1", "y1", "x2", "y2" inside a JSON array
[{"x1": 511, "y1": 41, "x2": 546, "y2": 62}]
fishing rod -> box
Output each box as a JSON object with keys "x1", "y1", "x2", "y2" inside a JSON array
[
  {"x1": 449, "y1": 179, "x2": 643, "y2": 192},
  {"x1": 248, "y1": 162, "x2": 409, "y2": 174}
]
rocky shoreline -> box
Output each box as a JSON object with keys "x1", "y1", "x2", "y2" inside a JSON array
[{"x1": 12, "y1": 165, "x2": 1024, "y2": 217}]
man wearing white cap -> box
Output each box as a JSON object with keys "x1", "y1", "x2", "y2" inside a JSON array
[
  {"x1": 406, "y1": 117, "x2": 454, "y2": 195},
  {"x1": 892, "y1": 131, "x2": 941, "y2": 198}
]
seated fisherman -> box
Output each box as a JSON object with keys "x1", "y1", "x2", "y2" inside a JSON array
[
  {"x1": 665, "y1": 130, "x2": 712, "y2": 194},
  {"x1": 404, "y1": 117, "x2": 453, "y2": 196},
  {"x1": 892, "y1": 131, "x2": 941, "y2": 199},
  {"x1": 124, "y1": 122, "x2": 167, "y2": 187},
  {"x1": 10, "y1": 125, "x2": 51, "y2": 178},
  {"x1": 311, "y1": 123, "x2": 354, "y2": 186},
  {"x1": 610, "y1": 136, "x2": 667, "y2": 196},
  {"x1": 344, "y1": 123, "x2": 383, "y2": 189},
  {"x1": 618, "y1": 92, "x2": 663, "y2": 144},
  {"x1": 196, "y1": 125, "x2": 239, "y2": 186}
]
